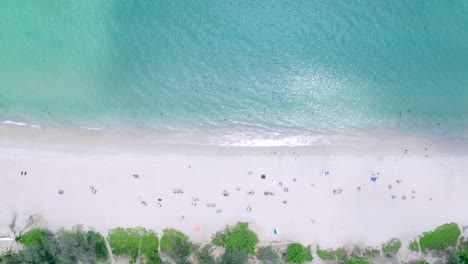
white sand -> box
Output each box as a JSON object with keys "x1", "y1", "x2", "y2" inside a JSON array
[{"x1": 1, "y1": 125, "x2": 468, "y2": 254}]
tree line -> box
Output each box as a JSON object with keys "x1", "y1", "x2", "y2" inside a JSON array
[{"x1": 1, "y1": 222, "x2": 467, "y2": 263}]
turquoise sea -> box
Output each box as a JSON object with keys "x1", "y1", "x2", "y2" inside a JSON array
[{"x1": 1, "y1": 1, "x2": 467, "y2": 145}]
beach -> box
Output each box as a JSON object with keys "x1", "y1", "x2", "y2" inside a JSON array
[
  {"x1": 1, "y1": 124, "x2": 468, "y2": 257},
  {"x1": 1, "y1": 2, "x2": 468, "y2": 263}
]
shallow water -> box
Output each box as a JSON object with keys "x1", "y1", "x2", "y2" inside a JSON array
[{"x1": 1, "y1": 1, "x2": 467, "y2": 145}]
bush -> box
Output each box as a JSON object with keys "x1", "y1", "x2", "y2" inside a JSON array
[
  {"x1": 345, "y1": 256, "x2": 370, "y2": 264},
  {"x1": 160, "y1": 228, "x2": 192, "y2": 262},
  {"x1": 16, "y1": 233, "x2": 59, "y2": 263},
  {"x1": 284, "y1": 243, "x2": 313, "y2": 264},
  {"x1": 316, "y1": 245, "x2": 333, "y2": 260},
  {"x1": 447, "y1": 249, "x2": 463, "y2": 264},
  {"x1": 363, "y1": 247, "x2": 380, "y2": 257},
  {"x1": 140, "y1": 230, "x2": 160, "y2": 264},
  {"x1": 211, "y1": 222, "x2": 259, "y2": 255},
  {"x1": 108, "y1": 227, "x2": 159, "y2": 264},
  {"x1": 419, "y1": 223, "x2": 461, "y2": 253},
  {"x1": 86, "y1": 230, "x2": 109, "y2": 261},
  {"x1": 219, "y1": 249, "x2": 249, "y2": 264},
  {"x1": 350, "y1": 246, "x2": 362, "y2": 258},
  {"x1": 460, "y1": 237, "x2": 468, "y2": 250},
  {"x1": 195, "y1": 245, "x2": 216, "y2": 264},
  {"x1": 409, "y1": 260, "x2": 428, "y2": 264},
  {"x1": 13, "y1": 227, "x2": 109, "y2": 264},
  {"x1": 257, "y1": 246, "x2": 281, "y2": 264},
  {"x1": 108, "y1": 227, "x2": 141, "y2": 261},
  {"x1": 0, "y1": 249, "x2": 20, "y2": 264},
  {"x1": 17, "y1": 228, "x2": 49, "y2": 247},
  {"x1": 56, "y1": 226, "x2": 96, "y2": 264},
  {"x1": 160, "y1": 228, "x2": 189, "y2": 251},
  {"x1": 409, "y1": 240, "x2": 420, "y2": 252},
  {"x1": 458, "y1": 249, "x2": 468, "y2": 263},
  {"x1": 382, "y1": 238, "x2": 401, "y2": 257},
  {"x1": 316, "y1": 245, "x2": 347, "y2": 260}
]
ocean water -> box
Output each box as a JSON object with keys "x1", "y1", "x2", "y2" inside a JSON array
[{"x1": 1, "y1": 1, "x2": 467, "y2": 145}]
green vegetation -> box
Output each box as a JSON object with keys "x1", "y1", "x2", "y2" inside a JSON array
[
  {"x1": 3, "y1": 227, "x2": 110, "y2": 264},
  {"x1": 211, "y1": 222, "x2": 259, "y2": 255},
  {"x1": 345, "y1": 256, "x2": 370, "y2": 264},
  {"x1": 409, "y1": 240, "x2": 420, "y2": 252},
  {"x1": 350, "y1": 245, "x2": 362, "y2": 257},
  {"x1": 220, "y1": 249, "x2": 249, "y2": 264},
  {"x1": 108, "y1": 227, "x2": 160, "y2": 264},
  {"x1": 195, "y1": 245, "x2": 216, "y2": 264},
  {"x1": 316, "y1": 245, "x2": 334, "y2": 260},
  {"x1": 56, "y1": 228, "x2": 90, "y2": 263},
  {"x1": 6, "y1": 221, "x2": 468, "y2": 264},
  {"x1": 15, "y1": 230, "x2": 59, "y2": 264},
  {"x1": 334, "y1": 247, "x2": 347, "y2": 260},
  {"x1": 316, "y1": 245, "x2": 347, "y2": 261},
  {"x1": 209, "y1": 222, "x2": 259, "y2": 263},
  {"x1": 408, "y1": 260, "x2": 428, "y2": 264},
  {"x1": 419, "y1": 223, "x2": 461, "y2": 253},
  {"x1": 363, "y1": 247, "x2": 380, "y2": 257},
  {"x1": 284, "y1": 243, "x2": 313, "y2": 264},
  {"x1": 257, "y1": 246, "x2": 281, "y2": 264},
  {"x1": 56, "y1": 226, "x2": 109, "y2": 263},
  {"x1": 458, "y1": 237, "x2": 468, "y2": 263},
  {"x1": 160, "y1": 228, "x2": 192, "y2": 263},
  {"x1": 108, "y1": 227, "x2": 141, "y2": 261},
  {"x1": 0, "y1": 249, "x2": 20, "y2": 263},
  {"x1": 446, "y1": 249, "x2": 462, "y2": 264},
  {"x1": 460, "y1": 237, "x2": 468, "y2": 249},
  {"x1": 17, "y1": 228, "x2": 49, "y2": 247},
  {"x1": 458, "y1": 249, "x2": 468, "y2": 263},
  {"x1": 140, "y1": 230, "x2": 160, "y2": 264},
  {"x1": 382, "y1": 238, "x2": 401, "y2": 257},
  {"x1": 86, "y1": 230, "x2": 109, "y2": 261}
]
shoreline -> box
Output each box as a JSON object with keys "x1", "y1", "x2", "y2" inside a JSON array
[
  {"x1": 1, "y1": 125, "x2": 468, "y2": 254},
  {"x1": 2, "y1": 118, "x2": 467, "y2": 150},
  {"x1": 1, "y1": 123, "x2": 467, "y2": 156}
]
